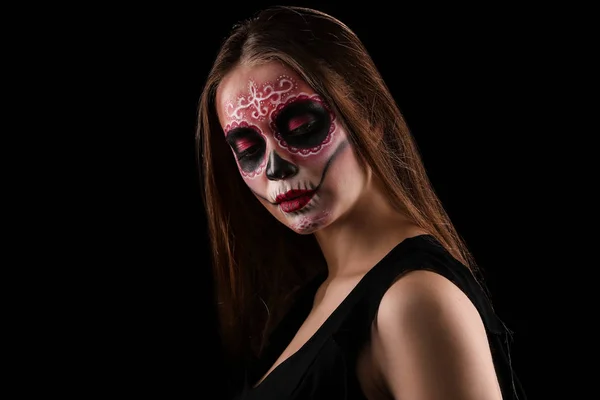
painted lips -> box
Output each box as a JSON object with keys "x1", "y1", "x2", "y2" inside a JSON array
[{"x1": 275, "y1": 189, "x2": 316, "y2": 213}]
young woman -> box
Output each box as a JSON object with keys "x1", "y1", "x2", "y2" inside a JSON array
[{"x1": 197, "y1": 5, "x2": 527, "y2": 399}]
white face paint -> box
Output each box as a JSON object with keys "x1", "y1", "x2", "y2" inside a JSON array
[{"x1": 216, "y1": 61, "x2": 368, "y2": 234}]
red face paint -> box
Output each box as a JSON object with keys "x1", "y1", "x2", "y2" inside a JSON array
[
  {"x1": 234, "y1": 137, "x2": 257, "y2": 154},
  {"x1": 217, "y1": 63, "x2": 363, "y2": 235},
  {"x1": 287, "y1": 114, "x2": 314, "y2": 132},
  {"x1": 270, "y1": 94, "x2": 335, "y2": 157}
]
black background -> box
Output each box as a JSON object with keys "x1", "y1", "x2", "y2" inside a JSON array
[{"x1": 31, "y1": 1, "x2": 585, "y2": 398}]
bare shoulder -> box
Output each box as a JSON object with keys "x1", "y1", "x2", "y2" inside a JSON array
[
  {"x1": 377, "y1": 269, "x2": 480, "y2": 326},
  {"x1": 370, "y1": 270, "x2": 503, "y2": 400},
  {"x1": 375, "y1": 270, "x2": 487, "y2": 358}
]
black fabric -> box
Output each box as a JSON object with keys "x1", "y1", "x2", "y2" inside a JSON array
[{"x1": 233, "y1": 234, "x2": 527, "y2": 399}]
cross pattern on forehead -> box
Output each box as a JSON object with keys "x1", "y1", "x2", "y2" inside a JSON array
[{"x1": 225, "y1": 75, "x2": 298, "y2": 121}]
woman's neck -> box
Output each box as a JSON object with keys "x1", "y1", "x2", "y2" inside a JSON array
[{"x1": 314, "y1": 176, "x2": 426, "y2": 280}]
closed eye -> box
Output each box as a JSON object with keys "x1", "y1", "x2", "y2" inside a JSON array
[
  {"x1": 225, "y1": 125, "x2": 266, "y2": 171},
  {"x1": 273, "y1": 98, "x2": 331, "y2": 148},
  {"x1": 238, "y1": 146, "x2": 261, "y2": 160},
  {"x1": 287, "y1": 115, "x2": 317, "y2": 136},
  {"x1": 289, "y1": 121, "x2": 317, "y2": 136},
  {"x1": 288, "y1": 114, "x2": 314, "y2": 130},
  {"x1": 234, "y1": 137, "x2": 258, "y2": 153}
]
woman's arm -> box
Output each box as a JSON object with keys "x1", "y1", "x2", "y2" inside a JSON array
[{"x1": 370, "y1": 270, "x2": 503, "y2": 400}]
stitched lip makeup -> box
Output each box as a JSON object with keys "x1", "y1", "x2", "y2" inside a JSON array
[{"x1": 275, "y1": 189, "x2": 316, "y2": 213}]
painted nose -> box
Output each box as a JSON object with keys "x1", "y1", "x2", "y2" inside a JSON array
[{"x1": 266, "y1": 151, "x2": 298, "y2": 181}]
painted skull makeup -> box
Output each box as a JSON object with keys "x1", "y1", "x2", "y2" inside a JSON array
[
  {"x1": 217, "y1": 63, "x2": 366, "y2": 234},
  {"x1": 224, "y1": 76, "x2": 336, "y2": 179}
]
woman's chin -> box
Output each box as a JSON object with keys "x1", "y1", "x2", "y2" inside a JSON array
[{"x1": 286, "y1": 209, "x2": 332, "y2": 234}]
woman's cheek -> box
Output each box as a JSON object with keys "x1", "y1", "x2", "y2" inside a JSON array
[
  {"x1": 289, "y1": 127, "x2": 347, "y2": 170},
  {"x1": 290, "y1": 149, "x2": 329, "y2": 168},
  {"x1": 241, "y1": 173, "x2": 265, "y2": 194}
]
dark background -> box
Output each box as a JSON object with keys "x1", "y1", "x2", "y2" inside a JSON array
[{"x1": 35, "y1": 1, "x2": 583, "y2": 398}]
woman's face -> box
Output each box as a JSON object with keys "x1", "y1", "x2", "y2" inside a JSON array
[{"x1": 216, "y1": 61, "x2": 368, "y2": 234}]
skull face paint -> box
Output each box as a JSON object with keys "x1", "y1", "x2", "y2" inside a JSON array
[{"x1": 216, "y1": 62, "x2": 368, "y2": 234}]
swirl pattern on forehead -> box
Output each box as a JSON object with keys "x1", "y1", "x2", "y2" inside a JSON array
[
  {"x1": 271, "y1": 94, "x2": 336, "y2": 156},
  {"x1": 225, "y1": 75, "x2": 297, "y2": 121}
]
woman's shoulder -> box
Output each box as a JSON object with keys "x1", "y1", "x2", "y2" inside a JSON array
[
  {"x1": 369, "y1": 269, "x2": 509, "y2": 399},
  {"x1": 368, "y1": 238, "x2": 526, "y2": 399},
  {"x1": 377, "y1": 268, "x2": 485, "y2": 331},
  {"x1": 374, "y1": 235, "x2": 488, "y2": 333},
  {"x1": 364, "y1": 233, "x2": 506, "y2": 336}
]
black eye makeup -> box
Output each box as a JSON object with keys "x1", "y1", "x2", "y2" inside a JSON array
[
  {"x1": 273, "y1": 99, "x2": 331, "y2": 148},
  {"x1": 226, "y1": 127, "x2": 266, "y2": 172}
]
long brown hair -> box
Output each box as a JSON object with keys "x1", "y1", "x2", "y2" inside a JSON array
[{"x1": 197, "y1": 5, "x2": 477, "y2": 368}]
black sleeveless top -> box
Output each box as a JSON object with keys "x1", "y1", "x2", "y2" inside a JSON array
[{"x1": 233, "y1": 234, "x2": 527, "y2": 399}]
